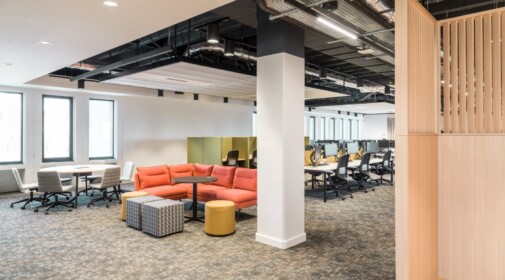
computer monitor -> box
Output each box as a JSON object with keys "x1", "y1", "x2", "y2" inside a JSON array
[
  {"x1": 367, "y1": 141, "x2": 379, "y2": 153},
  {"x1": 347, "y1": 142, "x2": 359, "y2": 154},
  {"x1": 324, "y1": 143, "x2": 338, "y2": 157}
]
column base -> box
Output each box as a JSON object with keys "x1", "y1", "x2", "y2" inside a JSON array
[{"x1": 255, "y1": 232, "x2": 306, "y2": 249}]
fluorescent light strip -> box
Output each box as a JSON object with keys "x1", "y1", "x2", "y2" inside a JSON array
[{"x1": 316, "y1": 17, "x2": 357, "y2": 40}]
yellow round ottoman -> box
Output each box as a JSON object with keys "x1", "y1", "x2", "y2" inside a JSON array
[
  {"x1": 205, "y1": 200, "x2": 236, "y2": 236},
  {"x1": 120, "y1": 191, "x2": 148, "y2": 221}
]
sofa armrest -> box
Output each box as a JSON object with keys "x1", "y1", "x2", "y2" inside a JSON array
[{"x1": 134, "y1": 173, "x2": 141, "y2": 191}]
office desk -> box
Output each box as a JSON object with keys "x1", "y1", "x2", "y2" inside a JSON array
[
  {"x1": 304, "y1": 165, "x2": 335, "y2": 202},
  {"x1": 40, "y1": 164, "x2": 116, "y2": 208},
  {"x1": 304, "y1": 158, "x2": 383, "y2": 202}
]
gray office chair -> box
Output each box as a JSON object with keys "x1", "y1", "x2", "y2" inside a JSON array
[
  {"x1": 350, "y1": 153, "x2": 379, "y2": 193},
  {"x1": 87, "y1": 166, "x2": 121, "y2": 208},
  {"x1": 250, "y1": 150, "x2": 257, "y2": 169},
  {"x1": 34, "y1": 171, "x2": 74, "y2": 214},
  {"x1": 328, "y1": 154, "x2": 351, "y2": 200},
  {"x1": 372, "y1": 150, "x2": 393, "y2": 186},
  {"x1": 10, "y1": 168, "x2": 45, "y2": 210}
]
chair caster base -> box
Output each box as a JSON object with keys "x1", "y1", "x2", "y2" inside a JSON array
[
  {"x1": 10, "y1": 205, "x2": 13, "y2": 208},
  {"x1": 34, "y1": 209, "x2": 38, "y2": 212},
  {"x1": 87, "y1": 204, "x2": 91, "y2": 208},
  {"x1": 45, "y1": 212, "x2": 49, "y2": 215},
  {"x1": 21, "y1": 206, "x2": 25, "y2": 210},
  {"x1": 68, "y1": 209, "x2": 72, "y2": 212},
  {"x1": 106, "y1": 204, "x2": 109, "y2": 208}
]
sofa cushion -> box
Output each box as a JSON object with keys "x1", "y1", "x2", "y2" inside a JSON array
[
  {"x1": 210, "y1": 166, "x2": 236, "y2": 188},
  {"x1": 232, "y1": 168, "x2": 257, "y2": 191},
  {"x1": 169, "y1": 164, "x2": 194, "y2": 184},
  {"x1": 214, "y1": 188, "x2": 256, "y2": 203},
  {"x1": 136, "y1": 166, "x2": 171, "y2": 190},
  {"x1": 143, "y1": 185, "x2": 188, "y2": 199},
  {"x1": 194, "y1": 163, "x2": 214, "y2": 176},
  {"x1": 188, "y1": 184, "x2": 227, "y2": 198}
]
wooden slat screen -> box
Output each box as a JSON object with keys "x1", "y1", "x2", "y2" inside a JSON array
[{"x1": 440, "y1": 11, "x2": 505, "y2": 133}]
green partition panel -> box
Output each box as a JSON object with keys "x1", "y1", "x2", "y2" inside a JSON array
[
  {"x1": 203, "y1": 137, "x2": 223, "y2": 165},
  {"x1": 304, "y1": 136, "x2": 310, "y2": 145},
  {"x1": 232, "y1": 137, "x2": 249, "y2": 167},
  {"x1": 221, "y1": 137, "x2": 233, "y2": 165},
  {"x1": 187, "y1": 137, "x2": 204, "y2": 164}
]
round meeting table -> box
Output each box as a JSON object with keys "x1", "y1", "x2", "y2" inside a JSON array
[
  {"x1": 39, "y1": 164, "x2": 117, "y2": 208},
  {"x1": 172, "y1": 176, "x2": 217, "y2": 223}
]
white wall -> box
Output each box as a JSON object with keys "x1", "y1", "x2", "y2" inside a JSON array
[
  {"x1": 0, "y1": 85, "x2": 253, "y2": 192},
  {"x1": 363, "y1": 114, "x2": 394, "y2": 140}
]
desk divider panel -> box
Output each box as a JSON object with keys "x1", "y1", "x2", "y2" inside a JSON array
[
  {"x1": 203, "y1": 137, "x2": 223, "y2": 165},
  {"x1": 221, "y1": 137, "x2": 233, "y2": 165},
  {"x1": 187, "y1": 137, "x2": 204, "y2": 164}
]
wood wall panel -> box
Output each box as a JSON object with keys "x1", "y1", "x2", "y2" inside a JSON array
[
  {"x1": 476, "y1": 16, "x2": 484, "y2": 132},
  {"x1": 440, "y1": 12, "x2": 505, "y2": 134},
  {"x1": 442, "y1": 23, "x2": 451, "y2": 133},
  {"x1": 396, "y1": 0, "x2": 439, "y2": 279},
  {"x1": 467, "y1": 19, "x2": 476, "y2": 133},
  {"x1": 408, "y1": 136, "x2": 438, "y2": 280},
  {"x1": 439, "y1": 135, "x2": 505, "y2": 280}
]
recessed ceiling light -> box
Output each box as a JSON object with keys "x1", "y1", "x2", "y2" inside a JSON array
[
  {"x1": 103, "y1": 1, "x2": 119, "y2": 8},
  {"x1": 37, "y1": 41, "x2": 52, "y2": 46}
]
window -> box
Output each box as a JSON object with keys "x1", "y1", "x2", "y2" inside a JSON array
[
  {"x1": 356, "y1": 120, "x2": 360, "y2": 140},
  {"x1": 43, "y1": 96, "x2": 73, "y2": 162},
  {"x1": 330, "y1": 118, "x2": 336, "y2": 140},
  {"x1": 0, "y1": 92, "x2": 22, "y2": 164},
  {"x1": 339, "y1": 118, "x2": 344, "y2": 139},
  {"x1": 319, "y1": 117, "x2": 326, "y2": 140},
  {"x1": 309, "y1": 116, "x2": 316, "y2": 140},
  {"x1": 252, "y1": 112, "x2": 257, "y2": 136},
  {"x1": 304, "y1": 116, "x2": 308, "y2": 136},
  {"x1": 348, "y1": 119, "x2": 353, "y2": 140},
  {"x1": 89, "y1": 99, "x2": 115, "y2": 159}
]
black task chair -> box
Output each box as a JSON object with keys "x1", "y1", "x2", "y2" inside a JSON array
[
  {"x1": 224, "y1": 150, "x2": 239, "y2": 166},
  {"x1": 249, "y1": 150, "x2": 257, "y2": 169},
  {"x1": 350, "y1": 153, "x2": 379, "y2": 193},
  {"x1": 328, "y1": 154, "x2": 351, "y2": 200},
  {"x1": 372, "y1": 150, "x2": 393, "y2": 185}
]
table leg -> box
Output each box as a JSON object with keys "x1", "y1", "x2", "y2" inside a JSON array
[
  {"x1": 323, "y1": 172, "x2": 327, "y2": 203},
  {"x1": 192, "y1": 182, "x2": 197, "y2": 220},
  {"x1": 74, "y1": 174, "x2": 79, "y2": 208}
]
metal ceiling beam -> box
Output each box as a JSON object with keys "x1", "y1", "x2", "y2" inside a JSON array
[
  {"x1": 71, "y1": 46, "x2": 172, "y2": 82},
  {"x1": 305, "y1": 93, "x2": 395, "y2": 107}
]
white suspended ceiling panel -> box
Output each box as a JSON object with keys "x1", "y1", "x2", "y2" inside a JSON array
[
  {"x1": 105, "y1": 61, "x2": 348, "y2": 101},
  {"x1": 0, "y1": 0, "x2": 233, "y2": 85}
]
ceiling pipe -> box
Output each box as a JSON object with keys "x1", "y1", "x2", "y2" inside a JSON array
[
  {"x1": 269, "y1": 0, "x2": 335, "y2": 21},
  {"x1": 184, "y1": 42, "x2": 257, "y2": 62}
]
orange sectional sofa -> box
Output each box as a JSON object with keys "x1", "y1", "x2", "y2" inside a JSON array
[{"x1": 133, "y1": 163, "x2": 257, "y2": 210}]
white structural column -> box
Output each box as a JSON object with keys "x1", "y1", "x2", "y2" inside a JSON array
[{"x1": 255, "y1": 10, "x2": 306, "y2": 249}]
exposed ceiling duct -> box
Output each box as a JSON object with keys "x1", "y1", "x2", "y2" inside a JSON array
[
  {"x1": 184, "y1": 42, "x2": 257, "y2": 62},
  {"x1": 363, "y1": 0, "x2": 395, "y2": 23}
]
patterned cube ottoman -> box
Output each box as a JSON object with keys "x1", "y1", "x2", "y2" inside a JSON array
[
  {"x1": 141, "y1": 200, "x2": 184, "y2": 237},
  {"x1": 126, "y1": 195, "x2": 164, "y2": 229}
]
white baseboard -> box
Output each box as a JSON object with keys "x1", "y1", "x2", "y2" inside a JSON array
[{"x1": 255, "y1": 232, "x2": 306, "y2": 249}]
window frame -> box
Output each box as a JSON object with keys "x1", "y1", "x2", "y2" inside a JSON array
[
  {"x1": 0, "y1": 91, "x2": 23, "y2": 165},
  {"x1": 330, "y1": 118, "x2": 336, "y2": 140},
  {"x1": 89, "y1": 98, "x2": 116, "y2": 160},
  {"x1": 320, "y1": 117, "x2": 326, "y2": 140},
  {"x1": 42, "y1": 95, "x2": 74, "y2": 163}
]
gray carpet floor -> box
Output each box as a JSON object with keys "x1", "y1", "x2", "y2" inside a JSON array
[{"x1": 0, "y1": 179, "x2": 394, "y2": 280}]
